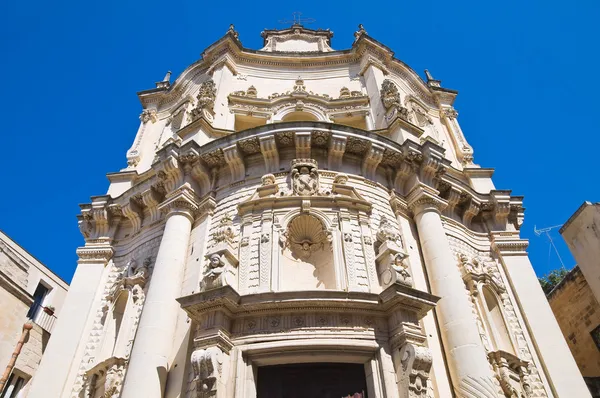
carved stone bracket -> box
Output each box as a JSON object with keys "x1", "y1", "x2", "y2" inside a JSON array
[
  {"x1": 295, "y1": 132, "x2": 311, "y2": 159},
  {"x1": 191, "y1": 346, "x2": 224, "y2": 398},
  {"x1": 362, "y1": 143, "x2": 385, "y2": 181},
  {"x1": 259, "y1": 135, "x2": 279, "y2": 173},
  {"x1": 488, "y1": 350, "x2": 533, "y2": 398},
  {"x1": 223, "y1": 144, "x2": 245, "y2": 182},
  {"x1": 122, "y1": 197, "x2": 143, "y2": 234},
  {"x1": 82, "y1": 356, "x2": 127, "y2": 398},
  {"x1": 395, "y1": 343, "x2": 433, "y2": 398},
  {"x1": 328, "y1": 134, "x2": 347, "y2": 170}
]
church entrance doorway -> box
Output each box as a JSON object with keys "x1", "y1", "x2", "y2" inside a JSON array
[{"x1": 256, "y1": 362, "x2": 367, "y2": 398}]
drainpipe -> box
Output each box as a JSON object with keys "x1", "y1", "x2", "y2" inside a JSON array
[{"x1": 0, "y1": 322, "x2": 33, "y2": 391}]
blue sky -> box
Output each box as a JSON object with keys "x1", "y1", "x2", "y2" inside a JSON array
[{"x1": 1, "y1": 0, "x2": 598, "y2": 283}]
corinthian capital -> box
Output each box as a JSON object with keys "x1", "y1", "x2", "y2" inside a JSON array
[
  {"x1": 78, "y1": 197, "x2": 121, "y2": 242},
  {"x1": 406, "y1": 185, "x2": 447, "y2": 216},
  {"x1": 158, "y1": 184, "x2": 201, "y2": 222}
]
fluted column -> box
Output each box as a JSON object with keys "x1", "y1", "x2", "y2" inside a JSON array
[
  {"x1": 121, "y1": 187, "x2": 199, "y2": 398},
  {"x1": 408, "y1": 185, "x2": 498, "y2": 398}
]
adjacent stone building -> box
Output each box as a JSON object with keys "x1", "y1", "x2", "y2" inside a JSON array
[
  {"x1": 561, "y1": 202, "x2": 600, "y2": 304},
  {"x1": 28, "y1": 24, "x2": 590, "y2": 397},
  {"x1": 0, "y1": 230, "x2": 68, "y2": 397},
  {"x1": 547, "y1": 265, "x2": 600, "y2": 396}
]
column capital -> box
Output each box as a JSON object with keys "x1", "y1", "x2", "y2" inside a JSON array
[
  {"x1": 158, "y1": 184, "x2": 200, "y2": 222},
  {"x1": 76, "y1": 245, "x2": 114, "y2": 265},
  {"x1": 490, "y1": 232, "x2": 529, "y2": 256},
  {"x1": 406, "y1": 185, "x2": 447, "y2": 216}
]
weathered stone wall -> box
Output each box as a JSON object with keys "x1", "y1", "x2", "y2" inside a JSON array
[
  {"x1": 549, "y1": 266, "x2": 600, "y2": 377},
  {"x1": 0, "y1": 288, "x2": 29, "y2": 377},
  {"x1": 0, "y1": 288, "x2": 49, "y2": 397}
]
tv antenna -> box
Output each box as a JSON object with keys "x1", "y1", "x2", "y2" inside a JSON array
[
  {"x1": 279, "y1": 12, "x2": 316, "y2": 26},
  {"x1": 534, "y1": 224, "x2": 566, "y2": 270}
]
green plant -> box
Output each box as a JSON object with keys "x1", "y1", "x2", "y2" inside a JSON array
[{"x1": 538, "y1": 268, "x2": 569, "y2": 295}]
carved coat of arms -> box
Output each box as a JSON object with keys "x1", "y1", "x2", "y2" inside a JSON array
[{"x1": 291, "y1": 159, "x2": 319, "y2": 196}]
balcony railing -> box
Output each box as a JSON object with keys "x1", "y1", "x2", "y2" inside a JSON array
[{"x1": 26, "y1": 302, "x2": 57, "y2": 333}]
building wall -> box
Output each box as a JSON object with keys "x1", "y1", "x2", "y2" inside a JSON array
[
  {"x1": 0, "y1": 230, "x2": 68, "y2": 396},
  {"x1": 549, "y1": 266, "x2": 600, "y2": 377},
  {"x1": 561, "y1": 202, "x2": 600, "y2": 305}
]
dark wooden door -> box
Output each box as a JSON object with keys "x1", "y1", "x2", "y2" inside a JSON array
[{"x1": 257, "y1": 363, "x2": 367, "y2": 398}]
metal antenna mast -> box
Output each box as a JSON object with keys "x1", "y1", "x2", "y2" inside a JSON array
[
  {"x1": 279, "y1": 12, "x2": 316, "y2": 26},
  {"x1": 534, "y1": 224, "x2": 566, "y2": 270}
]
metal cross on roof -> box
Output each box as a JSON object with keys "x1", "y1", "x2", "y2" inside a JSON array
[{"x1": 279, "y1": 12, "x2": 316, "y2": 26}]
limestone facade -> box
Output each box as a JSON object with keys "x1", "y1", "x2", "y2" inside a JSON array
[
  {"x1": 547, "y1": 266, "x2": 600, "y2": 378},
  {"x1": 0, "y1": 230, "x2": 68, "y2": 397},
  {"x1": 28, "y1": 24, "x2": 590, "y2": 397}
]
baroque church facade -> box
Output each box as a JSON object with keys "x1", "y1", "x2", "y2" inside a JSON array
[{"x1": 28, "y1": 24, "x2": 589, "y2": 398}]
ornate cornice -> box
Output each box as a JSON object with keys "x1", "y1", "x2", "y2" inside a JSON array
[
  {"x1": 490, "y1": 233, "x2": 529, "y2": 256},
  {"x1": 76, "y1": 246, "x2": 114, "y2": 265}
]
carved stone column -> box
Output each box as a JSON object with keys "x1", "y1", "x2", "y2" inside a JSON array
[
  {"x1": 121, "y1": 186, "x2": 200, "y2": 398},
  {"x1": 408, "y1": 185, "x2": 498, "y2": 397}
]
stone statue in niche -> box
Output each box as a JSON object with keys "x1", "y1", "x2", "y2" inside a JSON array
[
  {"x1": 291, "y1": 159, "x2": 319, "y2": 196},
  {"x1": 375, "y1": 216, "x2": 404, "y2": 251},
  {"x1": 374, "y1": 216, "x2": 412, "y2": 288},
  {"x1": 201, "y1": 254, "x2": 226, "y2": 290},
  {"x1": 200, "y1": 246, "x2": 239, "y2": 293},
  {"x1": 126, "y1": 257, "x2": 150, "y2": 280},
  {"x1": 255, "y1": 173, "x2": 279, "y2": 198},
  {"x1": 391, "y1": 253, "x2": 412, "y2": 286}
]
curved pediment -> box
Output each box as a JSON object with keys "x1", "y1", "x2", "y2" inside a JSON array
[{"x1": 260, "y1": 25, "x2": 334, "y2": 53}]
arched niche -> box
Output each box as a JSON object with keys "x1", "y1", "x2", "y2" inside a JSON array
[
  {"x1": 481, "y1": 286, "x2": 515, "y2": 355},
  {"x1": 279, "y1": 213, "x2": 335, "y2": 291},
  {"x1": 98, "y1": 290, "x2": 129, "y2": 361},
  {"x1": 274, "y1": 105, "x2": 325, "y2": 123}
]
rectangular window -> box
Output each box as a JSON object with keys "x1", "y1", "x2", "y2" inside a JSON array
[{"x1": 26, "y1": 282, "x2": 49, "y2": 319}]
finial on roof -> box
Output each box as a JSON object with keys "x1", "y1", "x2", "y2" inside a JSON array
[
  {"x1": 354, "y1": 24, "x2": 367, "y2": 42},
  {"x1": 227, "y1": 24, "x2": 239, "y2": 39},
  {"x1": 155, "y1": 71, "x2": 172, "y2": 89},
  {"x1": 424, "y1": 69, "x2": 441, "y2": 88}
]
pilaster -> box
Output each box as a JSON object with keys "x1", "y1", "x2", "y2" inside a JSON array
[{"x1": 491, "y1": 233, "x2": 591, "y2": 397}]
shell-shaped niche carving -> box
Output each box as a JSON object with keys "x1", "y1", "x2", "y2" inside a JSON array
[
  {"x1": 284, "y1": 214, "x2": 331, "y2": 260},
  {"x1": 280, "y1": 214, "x2": 335, "y2": 290}
]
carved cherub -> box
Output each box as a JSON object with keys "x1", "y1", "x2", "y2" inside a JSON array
[
  {"x1": 204, "y1": 254, "x2": 225, "y2": 279},
  {"x1": 391, "y1": 253, "x2": 412, "y2": 285}
]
